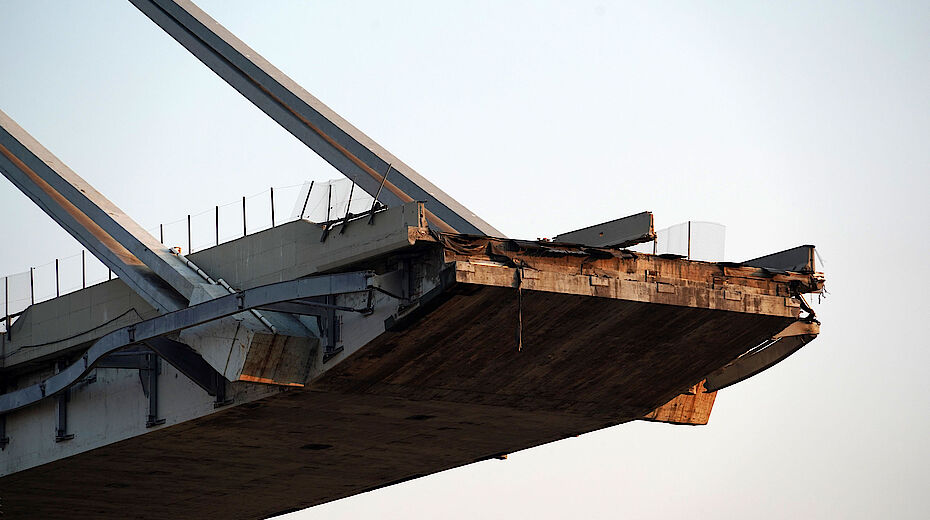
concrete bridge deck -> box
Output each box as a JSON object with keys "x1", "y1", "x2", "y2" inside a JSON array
[{"x1": 0, "y1": 202, "x2": 823, "y2": 519}]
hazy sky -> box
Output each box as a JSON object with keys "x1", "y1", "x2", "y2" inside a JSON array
[{"x1": 1, "y1": 1, "x2": 928, "y2": 518}]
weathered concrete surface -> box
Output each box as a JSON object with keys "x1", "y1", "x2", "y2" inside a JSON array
[
  {"x1": 0, "y1": 202, "x2": 427, "y2": 372},
  {"x1": 0, "y1": 236, "x2": 820, "y2": 518},
  {"x1": 0, "y1": 292, "x2": 792, "y2": 518},
  {"x1": 643, "y1": 380, "x2": 717, "y2": 425},
  {"x1": 187, "y1": 200, "x2": 428, "y2": 291},
  {"x1": 0, "y1": 280, "x2": 156, "y2": 370},
  {"x1": 0, "y1": 204, "x2": 430, "y2": 485}
]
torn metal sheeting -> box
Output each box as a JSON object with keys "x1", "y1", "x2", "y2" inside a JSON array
[{"x1": 552, "y1": 211, "x2": 655, "y2": 248}]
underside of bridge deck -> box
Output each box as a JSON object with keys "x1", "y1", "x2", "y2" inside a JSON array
[{"x1": 0, "y1": 238, "x2": 814, "y2": 518}]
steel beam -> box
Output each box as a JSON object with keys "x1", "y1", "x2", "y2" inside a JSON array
[
  {"x1": 742, "y1": 245, "x2": 816, "y2": 273},
  {"x1": 129, "y1": 0, "x2": 502, "y2": 237},
  {"x1": 143, "y1": 336, "x2": 222, "y2": 395},
  {"x1": 0, "y1": 271, "x2": 373, "y2": 415},
  {"x1": 54, "y1": 361, "x2": 74, "y2": 442},
  {"x1": 0, "y1": 382, "x2": 8, "y2": 450},
  {"x1": 553, "y1": 211, "x2": 655, "y2": 248},
  {"x1": 0, "y1": 110, "x2": 205, "y2": 313}
]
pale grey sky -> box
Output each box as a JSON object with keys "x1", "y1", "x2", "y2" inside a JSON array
[{"x1": 1, "y1": 1, "x2": 928, "y2": 518}]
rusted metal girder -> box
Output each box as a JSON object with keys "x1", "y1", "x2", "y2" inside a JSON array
[
  {"x1": 129, "y1": 0, "x2": 502, "y2": 237},
  {"x1": 0, "y1": 110, "x2": 205, "y2": 314}
]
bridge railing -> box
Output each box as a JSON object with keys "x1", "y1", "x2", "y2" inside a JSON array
[{"x1": 2, "y1": 178, "x2": 375, "y2": 334}]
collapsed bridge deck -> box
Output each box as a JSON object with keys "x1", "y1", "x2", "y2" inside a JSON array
[{"x1": 0, "y1": 211, "x2": 823, "y2": 518}]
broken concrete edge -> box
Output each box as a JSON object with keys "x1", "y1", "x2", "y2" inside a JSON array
[
  {"x1": 641, "y1": 380, "x2": 717, "y2": 426},
  {"x1": 434, "y1": 233, "x2": 823, "y2": 291},
  {"x1": 413, "y1": 234, "x2": 825, "y2": 428},
  {"x1": 417, "y1": 235, "x2": 826, "y2": 427},
  {"x1": 438, "y1": 239, "x2": 823, "y2": 318},
  {"x1": 1, "y1": 224, "x2": 825, "y2": 428}
]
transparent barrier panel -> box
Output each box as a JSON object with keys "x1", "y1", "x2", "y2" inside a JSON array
[
  {"x1": 245, "y1": 190, "x2": 273, "y2": 235},
  {"x1": 656, "y1": 222, "x2": 690, "y2": 257},
  {"x1": 272, "y1": 185, "x2": 302, "y2": 226},
  {"x1": 295, "y1": 178, "x2": 375, "y2": 223},
  {"x1": 688, "y1": 222, "x2": 726, "y2": 261},
  {"x1": 32, "y1": 262, "x2": 57, "y2": 303},
  {"x1": 161, "y1": 217, "x2": 187, "y2": 254},
  {"x1": 57, "y1": 254, "x2": 83, "y2": 295},
  {"x1": 4, "y1": 271, "x2": 31, "y2": 316},
  {"x1": 85, "y1": 254, "x2": 111, "y2": 287},
  {"x1": 217, "y1": 200, "x2": 244, "y2": 244},
  {"x1": 626, "y1": 221, "x2": 726, "y2": 261}
]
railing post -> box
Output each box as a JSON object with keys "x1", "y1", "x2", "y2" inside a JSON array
[
  {"x1": 688, "y1": 220, "x2": 691, "y2": 260},
  {"x1": 187, "y1": 214, "x2": 192, "y2": 254},
  {"x1": 270, "y1": 187, "x2": 275, "y2": 227},
  {"x1": 4, "y1": 275, "x2": 9, "y2": 336},
  {"x1": 339, "y1": 179, "x2": 356, "y2": 235},
  {"x1": 29, "y1": 267, "x2": 34, "y2": 305},
  {"x1": 299, "y1": 181, "x2": 314, "y2": 220},
  {"x1": 159, "y1": 223, "x2": 164, "y2": 244},
  {"x1": 326, "y1": 183, "x2": 332, "y2": 221},
  {"x1": 242, "y1": 196, "x2": 247, "y2": 236},
  {"x1": 81, "y1": 250, "x2": 86, "y2": 289},
  {"x1": 215, "y1": 205, "x2": 219, "y2": 245},
  {"x1": 55, "y1": 258, "x2": 60, "y2": 297}
]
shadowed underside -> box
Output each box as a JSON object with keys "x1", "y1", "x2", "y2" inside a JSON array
[{"x1": 0, "y1": 284, "x2": 793, "y2": 519}]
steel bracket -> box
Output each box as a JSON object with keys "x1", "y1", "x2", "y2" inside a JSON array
[
  {"x1": 143, "y1": 353, "x2": 165, "y2": 427},
  {"x1": 0, "y1": 415, "x2": 8, "y2": 449},
  {"x1": 0, "y1": 383, "x2": 8, "y2": 449}
]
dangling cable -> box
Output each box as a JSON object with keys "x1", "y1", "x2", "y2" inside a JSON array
[{"x1": 516, "y1": 265, "x2": 523, "y2": 352}]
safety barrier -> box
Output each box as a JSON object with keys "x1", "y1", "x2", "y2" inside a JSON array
[{"x1": 2, "y1": 178, "x2": 374, "y2": 334}]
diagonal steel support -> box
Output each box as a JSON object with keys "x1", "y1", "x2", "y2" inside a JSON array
[
  {"x1": 98, "y1": 341, "x2": 221, "y2": 422},
  {"x1": 129, "y1": 0, "x2": 502, "y2": 237},
  {"x1": 143, "y1": 336, "x2": 222, "y2": 396},
  {"x1": 0, "y1": 110, "x2": 206, "y2": 313}
]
